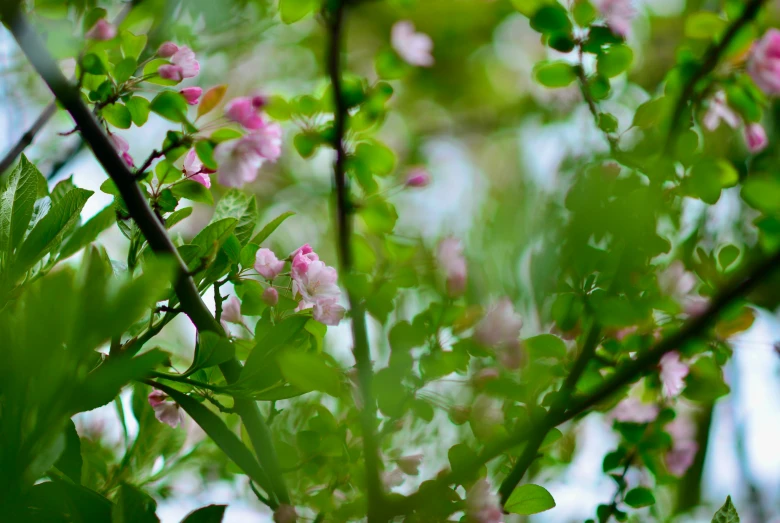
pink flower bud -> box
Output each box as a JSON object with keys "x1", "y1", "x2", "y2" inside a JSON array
[
  {"x1": 221, "y1": 295, "x2": 243, "y2": 324},
  {"x1": 405, "y1": 167, "x2": 431, "y2": 187},
  {"x1": 263, "y1": 287, "x2": 279, "y2": 306},
  {"x1": 225, "y1": 96, "x2": 265, "y2": 130},
  {"x1": 158, "y1": 64, "x2": 184, "y2": 82},
  {"x1": 85, "y1": 19, "x2": 117, "y2": 41},
  {"x1": 273, "y1": 504, "x2": 297, "y2": 523},
  {"x1": 148, "y1": 390, "x2": 182, "y2": 428},
  {"x1": 180, "y1": 87, "x2": 202, "y2": 105},
  {"x1": 158, "y1": 42, "x2": 180, "y2": 58},
  {"x1": 148, "y1": 390, "x2": 167, "y2": 407},
  {"x1": 745, "y1": 123, "x2": 768, "y2": 153},
  {"x1": 252, "y1": 94, "x2": 269, "y2": 109},
  {"x1": 254, "y1": 248, "x2": 285, "y2": 280}
]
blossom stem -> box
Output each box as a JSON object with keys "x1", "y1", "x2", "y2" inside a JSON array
[
  {"x1": 325, "y1": 1, "x2": 385, "y2": 520},
  {"x1": 0, "y1": 5, "x2": 291, "y2": 507},
  {"x1": 663, "y1": 0, "x2": 767, "y2": 154}
]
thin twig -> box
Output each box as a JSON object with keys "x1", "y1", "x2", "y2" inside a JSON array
[
  {"x1": 0, "y1": 101, "x2": 56, "y2": 174},
  {"x1": 325, "y1": 2, "x2": 384, "y2": 520}
]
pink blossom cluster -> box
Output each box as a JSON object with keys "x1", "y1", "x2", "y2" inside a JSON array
[
  {"x1": 664, "y1": 416, "x2": 698, "y2": 476},
  {"x1": 703, "y1": 91, "x2": 768, "y2": 153},
  {"x1": 596, "y1": 0, "x2": 637, "y2": 38},
  {"x1": 437, "y1": 237, "x2": 467, "y2": 296},
  {"x1": 157, "y1": 42, "x2": 200, "y2": 82},
  {"x1": 659, "y1": 351, "x2": 689, "y2": 399},
  {"x1": 288, "y1": 244, "x2": 346, "y2": 326},
  {"x1": 213, "y1": 95, "x2": 282, "y2": 187},
  {"x1": 474, "y1": 298, "x2": 524, "y2": 369},
  {"x1": 466, "y1": 479, "x2": 504, "y2": 523}
]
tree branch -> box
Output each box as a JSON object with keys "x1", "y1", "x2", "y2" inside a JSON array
[
  {"x1": 388, "y1": 247, "x2": 780, "y2": 518},
  {"x1": 664, "y1": 0, "x2": 767, "y2": 154},
  {"x1": 1, "y1": 3, "x2": 290, "y2": 506},
  {"x1": 325, "y1": 2, "x2": 384, "y2": 520}
]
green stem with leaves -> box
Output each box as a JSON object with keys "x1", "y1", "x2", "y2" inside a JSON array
[{"x1": 0, "y1": 1, "x2": 290, "y2": 506}]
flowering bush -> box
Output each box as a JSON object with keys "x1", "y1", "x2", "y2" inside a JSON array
[{"x1": 0, "y1": 0, "x2": 778, "y2": 521}]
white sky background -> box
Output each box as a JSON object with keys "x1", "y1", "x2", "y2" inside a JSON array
[{"x1": 1, "y1": 1, "x2": 779, "y2": 519}]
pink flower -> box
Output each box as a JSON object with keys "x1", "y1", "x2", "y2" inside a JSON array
[
  {"x1": 158, "y1": 65, "x2": 184, "y2": 82},
  {"x1": 312, "y1": 298, "x2": 346, "y2": 326},
  {"x1": 596, "y1": 0, "x2": 637, "y2": 38},
  {"x1": 225, "y1": 96, "x2": 265, "y2": 130},
  {"x1": 213, "y1": 136, "x2": 265, "y2": 187},
  {"x1": 85, "y1": 19, "x2": 117, "y2": 41},
  {"x1": 474, "y1": 299, "x2": 523, "y2": 348},
  {"x1": 273, "y1": 504, "x2": 298, "y2": 523},
  {"x1": 659, "y1": 261, "x2": 696, "y2": 302},
  {"x1": 252, "y1": 94, "x2": 269, "y2": 109},
  {"x1": 748, "y1": 29, "x2": 780, "y2": 96},
  {"x1": 171, "y1": 46, "x2": 199, "y2": 79},
  {"x1": 181, "y1": 87, "x2": 202, "y2": 105},
  {"x1": 263, "y1": 287, "x2": 279, "y2": 306},
  {"x1": 466, "y1": 479, "x2": 504, "y2": 523},
  {"x1": 659, "y1": 351, "x2": 689, "y2": 398},
  {"x1": 183, "y1": 149, "x2": 211, "y2": 188},
  {"x1": 148, "y1": 391, "x2": 183, "y2": 428},
  {"x1": 158, "y1": 42, "x2": 179, "y2": 58},
  {"x1": 382, "y1": 468, "x2": 405, "y2": 489},
  {"x1": 610, "y1": 397, "x2": 659, "y2": 423},
  {"x1": 292, "y1": 260, "x2": 341, "y2": 306},
  {"x1": 437, "y1": 238, "x2": 467, "y2": 296},
  {"x1": 745, "y1": 123, "x2": 768, "y2": 153},
  {"x1": 396, "y1": 454, "x2": 423, "y2": 476},
  {"x1": 109, "y1": 133, "x2": 134, "y2": 168},
  {"x1": 391, "y1": 21, "x2": 434, "y2": 67},
  {"x1": 221, "y1": 295, "x2": 243, "y2": 324},
  {"x1": 244, "y1": 122, "x2": 283, "y2": 162},
  {"x1": 291, "y1": 244, "x2": 319, "y2": 263},
  {"x1": 665, "y1": 417, "x2": 698, "y2": 476},
  {"x1": 684, "y1": 296, "x2": 709, "y2": 317},
  {"x1": 254, "y1": 248, "x2": 285, "y2": 279},
  {"x1": 405, "y1": 167, "x2": 431, "y2": 187},
  {"x1": 703, "y1": 91, "x2": 740, "y2": 131}
]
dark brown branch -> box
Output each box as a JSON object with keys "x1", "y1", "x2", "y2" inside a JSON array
[
  {"x1": 1, "y1": 3, "x2": 290, "y2": 506},
  {"x1": 0, "y1": 101, "x2": 56, "y2": 174},
  {"x1": 325, "y1": 2, "x2": 384, "y2": 520}
]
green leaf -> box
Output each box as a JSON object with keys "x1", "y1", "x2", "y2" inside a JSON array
[
  {"x1": 113, "y1": 57, "x2": 137, "y2": 84},
  {"x1": 195, "y1": 140, "x2": 218, "y2": 171},
  {"x1": 171, "y1": 180, "x2": 213, "y2": 204},
  {"x1": 112, "y1": 484, "x2": 159, "y2": 523},
  {"x1": 277, "y1": 349, "x2": 342, "y2": 397},
  {"x1": 126, "y1": 96, "x2": 151, "y2": 126},
  {"x1": 102, "y1": 103, "x2": 132, "y2": 129},
  {"x1": 187, "y1": 331, "x2": 235, "y2": 375},
  {"x1": 180, "y1": 505, "x2": 227, "y2": 523},
  {"x1": 294, "y1": 132, "x2": 320, "y2": 158},
  {"x1": 687, "y1": 159, "x2": 737, "y2": 204},
  {"x1": 197, "y1": 85, "x2": 227, "y2": 118},
  {"x1": 151, "y1": 381, "x2": 274, "y2": 493},
  {"x1": 505, "y1": 484, "x2": 556, "y2": 515},
  {"x1": 251, "y1": 211, "x2": 295, "y2": 245},
  {"x1": 534, "y1": 61, "x2": 577, "y2": 88},
  {"x1": 59, "y1": 204, "x2": 116, "y2": 260},
  {"x1": 120, "y1": 30, "x2": 147, "y2": 60},
  {"x1": 10, "y1": 188, "x2": 92, "y2": 281},
  {"x1": 279, "y1": 0, "x2": 320, "y2": 23},
  {"x1": 742, "y1": 175, "x2": 780, "y2": 213},
  {"x1": 242, "y1": 315, "x2": 310, "y2": 380},
  {"x1": 524, "y1": 334, "x2": 567, "y2": 359},
  {"x1": 624, "y1": 487, "x2": 655, "y2": 508},
  {"x1": 598, "y1": 113, "x2": 618, "y2": 133},
  {"x1": 192, "y1": 218, "x2": 237, "y2": 256},
  {"x1": 354, "y1": 141, "x2": 396, "y2": 177},
  {"x1": 712, "y1": 496, "x2": 739, "y2": 523},
  {"x1": 685, "y1": 12, "x2": 726, "y2": 40},
  {"x1": 718, "y1": 245, "x2": 740, "y2": 271},
  {"x1": 212, "y1": 190, "x2": 257, "y2": 245},
  {"x1": 597, "y1": 44, "x2": 633, "y2": 78},
  {"x1": 82, "y1": 53, "x2": 106, "y2": 75},
  {"x1": 0, "y1": 155, "x2": 39, "y2": 257},
  {"x1": 54, "y1": 419, "x2": 82, "y2": 484},
  {"x1": 573, "y1": 1, "x2": 597, "y2": 27},
  {"x1": 530, "y1": 4, "x2": 572, "y2": 34},
  {"x1": 150, "y1": 91, "x2": 189, "y2": 123}
]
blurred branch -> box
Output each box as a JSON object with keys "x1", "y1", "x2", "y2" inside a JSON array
[
  {"x1": 664, "y1": 0, "x2": 767, "y2": 154},
  {"x1": 46, "y1": 138, "x2": 86, "y2": 180},
  {"x1": 326, "y1": 2, "x2": 384, "y2": 520},
  {"x1": 1, "y1": 3, "x2": 291, "y2": 507},
  {"x1": 388, "y1": 247, "x2": 780, "y2": 518}
]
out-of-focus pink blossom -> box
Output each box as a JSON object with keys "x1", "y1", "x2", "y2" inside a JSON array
[
  {"x1": 183, "y1": 149, "x2": 211, "y2": 188},
  {"x1": 313, "y1": 298, "x2": 346, "y2": 326},
  {"x1": 610, "y1": 397, "x2": 659, "y2": 424},
  {"x1": 474, "y1": 299, "x2": 523, "y2": 348},
  {"x1": 466, "y1": 479, "x2": 504, "y2": 523},
  {"x1": 181, "y1": 86, "x2": 202, "y2": 105},
  {"x1": 437, "y1": 237, "x2": 467, "y2": 296},
  {"x1": 110, "y1": 133, "x2": 134, "y2": 168},
  {"x1": 684, "y1": 296, "x2": 709, "y2": 317},
  {"x1": 148, "y1": 391, "x2": 183, "y2": 428},
  {"x1": 659, "y1": 261, "x2": 696, "y2": 302},
  {"x1": 405, "y1": 167, "x2": 431, "y2": 187},
  {"x1": 615, "y1": 325, "x2": 638, "y2": 342},
  {"x1": 263, "y1": 287, "x2": 279, "y2": 306},
  {"x1": 254, "y1": 248, "x2": 285, "y2": 280},
  {"x1": 472, "y1": 368, "x2": 500, "y2": 389},
  {"x1": 596, "y1": 0, "x2": 637, "y2": 38},
  {"x1": 158, "y1": 42, "x2": 179, "y2": 58},
  {"x1": 273, "y1": 504, "x2": 298, "y2": 523},
  {"x1": 665, "y1": 417, "x2": 698, "y2": 476},
  {"x1": 396, "y1": 454, "x2": 423, "y2": 476},
  {"x1": 703, "y1": 91, "x2": 740, "y2": 131},
  {"x1": 659, "y1": 351, "x2": 689, "y2": 398},
  {"x1": 382, "y1": 468, "x2": 405, "y2": 489},
  {"x1": 244, "y1": 122, "x2": 283, "y2": 162},
  {"x1": 158, "y1": 64, "x2": 184, "y2": 82},
  {"x1": 225, "y1": 96, "x2": 266, "y2": 130},
  {"x1": 745, "y1": 123, "x2": 768, "y2": 153},
  {"x1": 85, "y1": 19, "x2": 117, "y2": 40},
  {"x1": 171, "y1": 46, "x2": 199, "y2": 78},
  {"x1": 391, "y1": 21, "x2": 434, "y2": 67},
  {"x1": 252, "y1": 94, "x2": 269, "y2": 109},
  {"x1": 213, "y1": 136, "x2": 265, "y2": 187},
  {"x1": 221, "y1": 295, "x2": 243, "y2": 324},
  {"x1": 748, "y1": 29, "x2": 780, "y2": 96}
]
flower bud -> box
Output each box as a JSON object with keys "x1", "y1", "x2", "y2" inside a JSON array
[
  {"x1": 158, "y1": 41, "x2": 179, "y2": 58},
  {"x1": 180, "y1": 87, "x2": 202, "y2": 105},
  {"x1": 85, "y1": 19, "x2": 117, "y2": 41},
  {"x1": 404, "y1": 167, "x2": 431, "y2": 187},
  {"x1": 262, "y1": 287, "x2": 279, "y2": 306}
]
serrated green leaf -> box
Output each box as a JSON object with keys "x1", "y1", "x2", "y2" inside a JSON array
[
  {"x1": 59, "y1": 204, "x2": 116, "y2": 260},
  {"x1": 251, "y1": 211, "x2": 295, "y2": 245},
  {"x1": 0, "y1": 155, "x2": 39, "y2": 259},
  {"x1": 712, "y1": 496, "x2": 739, "y2": 523}
]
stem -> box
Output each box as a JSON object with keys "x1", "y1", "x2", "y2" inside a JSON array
[
  {"x1": 388, "y1": 247, "x2": 780, "y2": 518},
  {"x1": 663, "y1": 0, "x2": 767, "y2": 154},
  {"x1": 0, "y1": 102, "x2": 56, "y2": 175},
  {"x1": 1, "y1": 5, "x2": 290, "y2": 506},
  {"x1": 325, "y1": 2, "x2": 384, "y2": 520}
]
